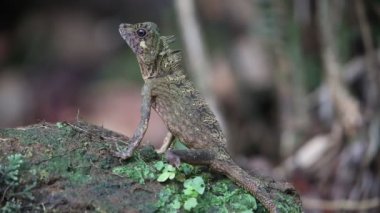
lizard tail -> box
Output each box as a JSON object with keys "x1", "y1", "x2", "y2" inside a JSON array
[{"x1": 210, "y1": 160, "x2": 298, "y2": 213}]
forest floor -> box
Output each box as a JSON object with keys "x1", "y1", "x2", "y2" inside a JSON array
[{"x1": 0, "y1": 121, "x2": 301, "y2": 212}]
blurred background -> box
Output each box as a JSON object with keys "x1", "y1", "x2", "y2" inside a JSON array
[{"x1": 1, "y1": 0, "x2": 380, "y2": 211}]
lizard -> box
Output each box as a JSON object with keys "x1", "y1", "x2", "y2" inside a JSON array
[{"x1": 116, "y1": 22, "x2": 301, "y2": 213}]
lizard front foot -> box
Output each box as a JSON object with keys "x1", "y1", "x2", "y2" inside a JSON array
[
  {"x1": 113, "y1": 150, "x2": 133, "y2": 159},
  {"x1": 113, "y1": 142, "x2": 136, "y2": 160}
]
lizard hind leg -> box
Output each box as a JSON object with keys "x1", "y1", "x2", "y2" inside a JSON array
[
  {"x1": 165, "y1": 149, "x2": 216, "y2": 167},
  {"x1": 156, "y1": 132, "x2": 174, "y2": 154}
]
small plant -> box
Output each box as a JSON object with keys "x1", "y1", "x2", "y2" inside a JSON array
[
  {"x1": 111, "y1": 153, "x2": 261, "y2": 212},
  {"x1": 1, "y1": 198, "x2": 21, "y2": 213},
  {"x1": 155, "y1": 174, "x2": 260, "y2": 212},
  {"x1": 155, "y1": 162, "x2": 176, "y2": 182},
  {"x1": 1, "y1": 154, "x2": 24, "y2": 186},
  {"x1": 182, "y1": 176, "x2": 205, "y2": 210},
  {"x1": 183, "y1": 176, "x2": 205, "y2": 196},
  {"x1": 0, "y1": 154, "x2": 37, "y2": 212},
  {"x1": 56, "y1": 122, "x2": 65, "y2": 129},
  {"x1": 155, "y1": 186, "x2": 181, "y2": 213},
  {"x1": 206, "y1": 180, "x2": 258, "y2": 212}
]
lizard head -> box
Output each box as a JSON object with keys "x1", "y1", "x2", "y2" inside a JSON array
[{"x1": 119, "y1": 22, "x2": 160, "y2": 65}]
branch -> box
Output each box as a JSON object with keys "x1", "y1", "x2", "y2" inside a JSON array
[
  {"x1": 355, "y1": 0, "x2": 379, "y2": 113},
  {"x1": 317, "y1": 0, "x2": 363, "y2": 136}
]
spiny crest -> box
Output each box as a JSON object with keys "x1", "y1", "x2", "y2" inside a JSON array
[
  {"x1": 159, "y1": 35, "x2": 177, "y2": 56},
  {"x1": 159, "y1": 35, "x2": 182, "y2": 70},
  {"x1": 161, "y1": 35, "x2": 176, "y2": 48}
]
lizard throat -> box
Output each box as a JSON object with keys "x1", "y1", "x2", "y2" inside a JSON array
[{"x1": 137, "y1": 57, "x2": 156, "y2": 80}]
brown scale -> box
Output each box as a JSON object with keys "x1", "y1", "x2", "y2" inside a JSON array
[
  {"x1": 116, "y1": 21, "x2": 302, "y2": 213},
  {"x1": 151, "y1": 75, "x2": 225, "y2": 150}
]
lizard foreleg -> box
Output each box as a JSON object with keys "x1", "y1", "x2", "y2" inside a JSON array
[
  {"x1": 114, "y1": 84, "x2": 152, "y2": 159},
  {"x1": 165, "y1": 149, "x2": 216, "y2": 167}
]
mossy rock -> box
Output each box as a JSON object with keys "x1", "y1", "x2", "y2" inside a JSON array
[{"x1": 0, "y1": 122, "x2": 302, "y2": 212}]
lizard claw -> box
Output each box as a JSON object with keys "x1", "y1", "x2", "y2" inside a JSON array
[
  {"x1": 113, "y1": 150, "x2": 133, "y2": 160},
  {"x1": 113, "y1": 143, "x2": 134, "y2": 160}
]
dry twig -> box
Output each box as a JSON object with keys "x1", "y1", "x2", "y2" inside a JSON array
[{"x1": 317, "y1": 0, "x2": 363, "y2": 136}]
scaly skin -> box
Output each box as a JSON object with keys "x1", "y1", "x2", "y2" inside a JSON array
[{"x1": 116, "y1": 22, "x2": 301, "y2": 213}]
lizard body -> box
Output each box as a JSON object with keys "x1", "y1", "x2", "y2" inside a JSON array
[{"x1": 117, "y1": 22, "x2": 300, "y2": 213}]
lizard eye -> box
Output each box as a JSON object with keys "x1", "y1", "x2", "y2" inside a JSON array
[{"x1": 136, "y1": 29, "x2": 147, "y2": 37}]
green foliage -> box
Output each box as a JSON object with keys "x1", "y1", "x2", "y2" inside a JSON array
[
  {"x1": 183, "y1": 176, "x2": 205, "y2": 196},
  {"x1": 184, "y1": 197, "x2": 198, "y2": 211},
  {"x1": 155, "y1": 186, "x2": 181, "y2": 213},
  {"x1": 2, "y1": 154, "x2": 24, "y2": 186},
  {"x1": 110, "y1": 145, "x2": 299, "y2": 212},
  {"x1": 156, "y1": 163, "x2": 176, "y2": 182},
  {"x1": 112, "y1": 151, "x2": 200, "y2": 185},
  {"x1": 112, "y1": 160, "x2": 156, "y2": 184},
  {"x1": 202, "y1": 180, "x2": 258, "y2": 213},
  {"x1": 182, "y1": 176, "x2": 205, "y2": 210},
  {"x1": 274, "y1": 192, "x2": 303, "y2": 213},
  {"x1": 111, "y1": 150, "x2": 263, "y2": 212},
  {"x1": 1, "y1": 199, "x2": 21, "y2": 213},
  {"x1": 154, "y1": 175, "x2": 207, "y2": 211},
  {"x1": 1, "y1": 123, "x2": 301, "y2": 212},
  {"x1": 0, "y1": 154, "x2": 38, "y2": 212},
  {"x1": 154, "y1": 178, "x2": 260, "y2": 212},
  {"x1": 154, "y1": 166, "x2": 260, "y2": 212}
]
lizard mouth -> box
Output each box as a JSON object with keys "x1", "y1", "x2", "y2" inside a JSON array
[{"x1": 119, "y1": 23, "x2": 138, "y2": 53}]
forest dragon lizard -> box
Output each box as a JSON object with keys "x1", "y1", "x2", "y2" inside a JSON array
[{"x1": 116, "y1": 22, "x2": 301, "y2": 213}]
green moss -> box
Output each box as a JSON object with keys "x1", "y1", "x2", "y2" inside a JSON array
[
  {"x1": 0, "y1": 122, "x2": 301, "y2": 212},
  {"x1": 275, "y1": 192, "x2": 303, "y2": 213},
  {"x1": 109, "y1": 145, "x2": 266, "y2": 212},
  {"x1": 118, "y1": 150, "x2": 301, "y2": 212},
  {"x1": 112, "y1": 159, "x2": 157, "y2": 184}
]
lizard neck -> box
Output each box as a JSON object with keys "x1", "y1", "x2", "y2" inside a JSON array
[
  {"x1": 137, "y1": 36, "x2": 184, "y2": 80},
  {"x1": 138, "y1": 41, "x2": 184, "y2": 80}
]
